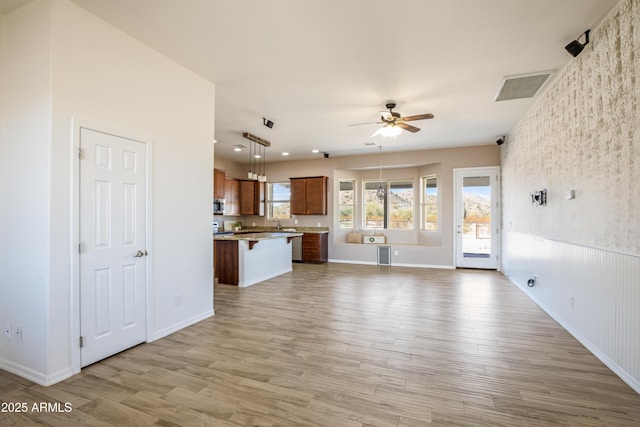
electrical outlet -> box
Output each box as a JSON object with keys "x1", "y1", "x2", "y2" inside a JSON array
[{"x1": 4, "y1": 323, "x2": 11, "y2": 339}]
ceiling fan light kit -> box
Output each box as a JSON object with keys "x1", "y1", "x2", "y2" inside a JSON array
[{"x1": 352, "y1": 102, "x2": 434, "y2": 138}]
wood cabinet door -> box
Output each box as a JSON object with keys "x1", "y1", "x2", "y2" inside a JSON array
[
  {"x1": 302, "y1": 233, "x2": 328, "y2": 263},
  {"x1": 214, "y1": 169, "x2": 226, "y2": 199},
  {"x1": 239, "y1": 180, "x2": 255, "y2": 215},
  {"x1": 224, "y1": 177, "x2": 239, "y2": 215},
  {"x1": 304, "y1": 176, "x2": 327, "y2": 215},
  {"x1": 214, "y1": 240, "x2": 238, "y2": 285},
  {"x1": 290, "y1": 178, "x2": 306, "y2": 215},
  {"x1": 239, "y1": 180, "x2": 265, "y2": 216}
]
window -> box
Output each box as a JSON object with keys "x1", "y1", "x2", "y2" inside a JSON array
[
  {"x1": 422, "y1": 175, "x2": 438, "y2": 230},
  {"x1": 389, "y1": 180, "x2": 413, "y2": 229},
  {"x1": 364, "y1": 179, "x2": 414, "y2": 230},
  {"x1": 267, "y1": 182, "x2": 290, "y2": 219},
  {"x1": 339, "y1": 180, "x2": 355, "y2": 229}
]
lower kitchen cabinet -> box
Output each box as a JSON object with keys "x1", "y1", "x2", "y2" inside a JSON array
[
  {"x1": 302, "y1": 232, "x2": 328, "y2": 264},
  {"x1": 214, "y1": 240, "x2": 238, "y2": 285}
]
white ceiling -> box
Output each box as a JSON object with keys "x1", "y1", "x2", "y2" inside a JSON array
[{"x1": 3, "y1": 0, "x2": 619, "y2": 163}]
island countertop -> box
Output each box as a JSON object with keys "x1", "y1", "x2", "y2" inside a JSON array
[{"x1": 214, "y1": 231, "x2": 303, "y2": 241}]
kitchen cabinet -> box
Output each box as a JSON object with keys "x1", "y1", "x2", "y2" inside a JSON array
[
  {"x1": 214, "y1": 169, "x2": 226, "y2": 199},
  {"x1": 224, "y1": 177, "x2": 240, "y2": 215},
  {"x1": 214, "y1": 240, "x2": 238, "y2": 286},
  {"x1": 239, "y1": 180, "x2": 264, "y2": 216},
  {"x1": 290, "y1": 176, "x2": 328, "y2": 215},
  {"x1": 302, "y1": 232, "x2": 328, "y2": 263}
]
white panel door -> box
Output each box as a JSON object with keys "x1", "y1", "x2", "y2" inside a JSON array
[
  {"x1": 454, "y1": 167, "x2": 500, "y2": 269},
  {"x1": 80, "y1": 128, "x2": 147, "y2": 367}
]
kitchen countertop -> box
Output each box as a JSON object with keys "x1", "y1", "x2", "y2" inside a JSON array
[
  {"x1": 232, "y1": 227, "x2": 329, "y2": 234},
  {"x1": 214, "y1": 231, "x2": 303, "y2": 241}
]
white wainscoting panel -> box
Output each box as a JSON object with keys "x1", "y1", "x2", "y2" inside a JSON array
[{"x1": 502, "y1": 231, "x2": 640, "y2": 394}]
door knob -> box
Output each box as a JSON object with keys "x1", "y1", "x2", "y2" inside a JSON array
[{"x1": 134, "y1": 250, "x2": 145, "y2": 258}]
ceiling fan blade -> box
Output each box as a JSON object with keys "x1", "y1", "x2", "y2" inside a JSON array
[
  {"x1": 398, "y1": 122, "x2": 420, "y2": 133},
  {"x1": 349, "y1": 121, "x2": 383, "y2": 126},
  {"x1": 402, "y1": 113, "x2": 434, "y2": 122}
]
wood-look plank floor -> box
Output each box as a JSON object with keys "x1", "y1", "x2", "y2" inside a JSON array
[{"x1": 2, "y1": 263, "x2": 640, "y2": 426}]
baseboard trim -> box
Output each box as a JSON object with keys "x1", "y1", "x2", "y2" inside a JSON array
[
  {"x1": 328, "y1": 259, "x2": 454, "y2": 269},
  {"x1": 148, "y1": 309, "x2": 214, "y2": 342},
  {"x1": 0, "y1": 359, "x2": 73, "y2": 387}
]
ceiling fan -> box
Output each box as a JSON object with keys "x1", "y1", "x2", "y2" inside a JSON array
[{"x1": 350, "y1": 102, "x2": 434, "y2": 137}]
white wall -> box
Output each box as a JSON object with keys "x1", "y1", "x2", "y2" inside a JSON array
[
  {"x1": 0, "y1": 0, "x2": 215, "y2": 386},
  {"x1": 0, "y1": 0, "x2": 53, "y2": 382},
  {"x1": 501, "y1": 0, "x2": 640, "y2": 393}
]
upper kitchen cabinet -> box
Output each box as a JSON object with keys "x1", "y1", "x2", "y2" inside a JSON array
[
  {"x1": 239, "y1": 180, "x2": 265, "y2": 216},
  {"x1": 214, "y1": 169, "x2": 226, "y2": 199},
  {"x1": 224, "y1": 177, "x2": 240, "y2": 215},
  {"x1": 290, "y1": 176, "x2": 328, "y2": 215}
]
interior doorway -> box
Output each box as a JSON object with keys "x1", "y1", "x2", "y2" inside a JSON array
[{"x1": 78, "y1": 127, "x2": 148, "y2": 367}]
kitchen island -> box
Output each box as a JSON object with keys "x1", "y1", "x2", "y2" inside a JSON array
[{"x1": 214, "y1": 232, "x2": 303, "y2": 287}]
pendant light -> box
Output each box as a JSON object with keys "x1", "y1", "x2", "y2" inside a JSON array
[{"x1": 243, "y1": 132, "x2": 271, "y2": 182}]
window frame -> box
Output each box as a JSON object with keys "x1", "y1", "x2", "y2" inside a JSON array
[
  {"x1": 421, "y1": 174, "x2": 438, "y2": 231},
  {"x1": 338, "y1": 179, "x2": 356, "y2": 229},
  {"x1": 266, "y1": 181, "x2": 291, "y2": 220},
  {"x1": 362, "y1": 178, "x2": 415, "y2": 230}
]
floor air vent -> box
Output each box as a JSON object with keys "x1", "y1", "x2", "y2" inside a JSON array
[
  {"x1": 378, "y1": 246, "x2": 391, "y2": 266},
  {"x1": 495, "y1": 71, "x2": 553, "y2": 101}
]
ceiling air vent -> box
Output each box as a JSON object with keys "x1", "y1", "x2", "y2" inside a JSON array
[{"x1": 494, "y1": 71, "x2": 553, "y2": 102}]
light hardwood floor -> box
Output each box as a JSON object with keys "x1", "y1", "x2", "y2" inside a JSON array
[{"x1": 2, "y1": 263, "x2": 639, "y2": 426}]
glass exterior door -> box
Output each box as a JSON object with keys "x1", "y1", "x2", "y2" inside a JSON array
[{"x1": 455, "y1": 167, "x2": 500, "y2": 269}]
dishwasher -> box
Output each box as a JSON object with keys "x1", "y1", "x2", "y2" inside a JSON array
[{"x1": 291, "y1": 235, "x2": 303, "y2": 262}]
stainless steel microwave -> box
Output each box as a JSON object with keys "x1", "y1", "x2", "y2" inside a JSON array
[{"x1": 213, "y1": 199, "x2": 224, "y2": 214}]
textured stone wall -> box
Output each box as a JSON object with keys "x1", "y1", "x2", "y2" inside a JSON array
[{"x1": 502, "y1": 0, "x2": 639, "y2": 256}]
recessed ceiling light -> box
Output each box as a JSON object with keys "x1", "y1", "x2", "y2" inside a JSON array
[{"x1": 312, "y1": 149, "x2": 319, "y2": 153}]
